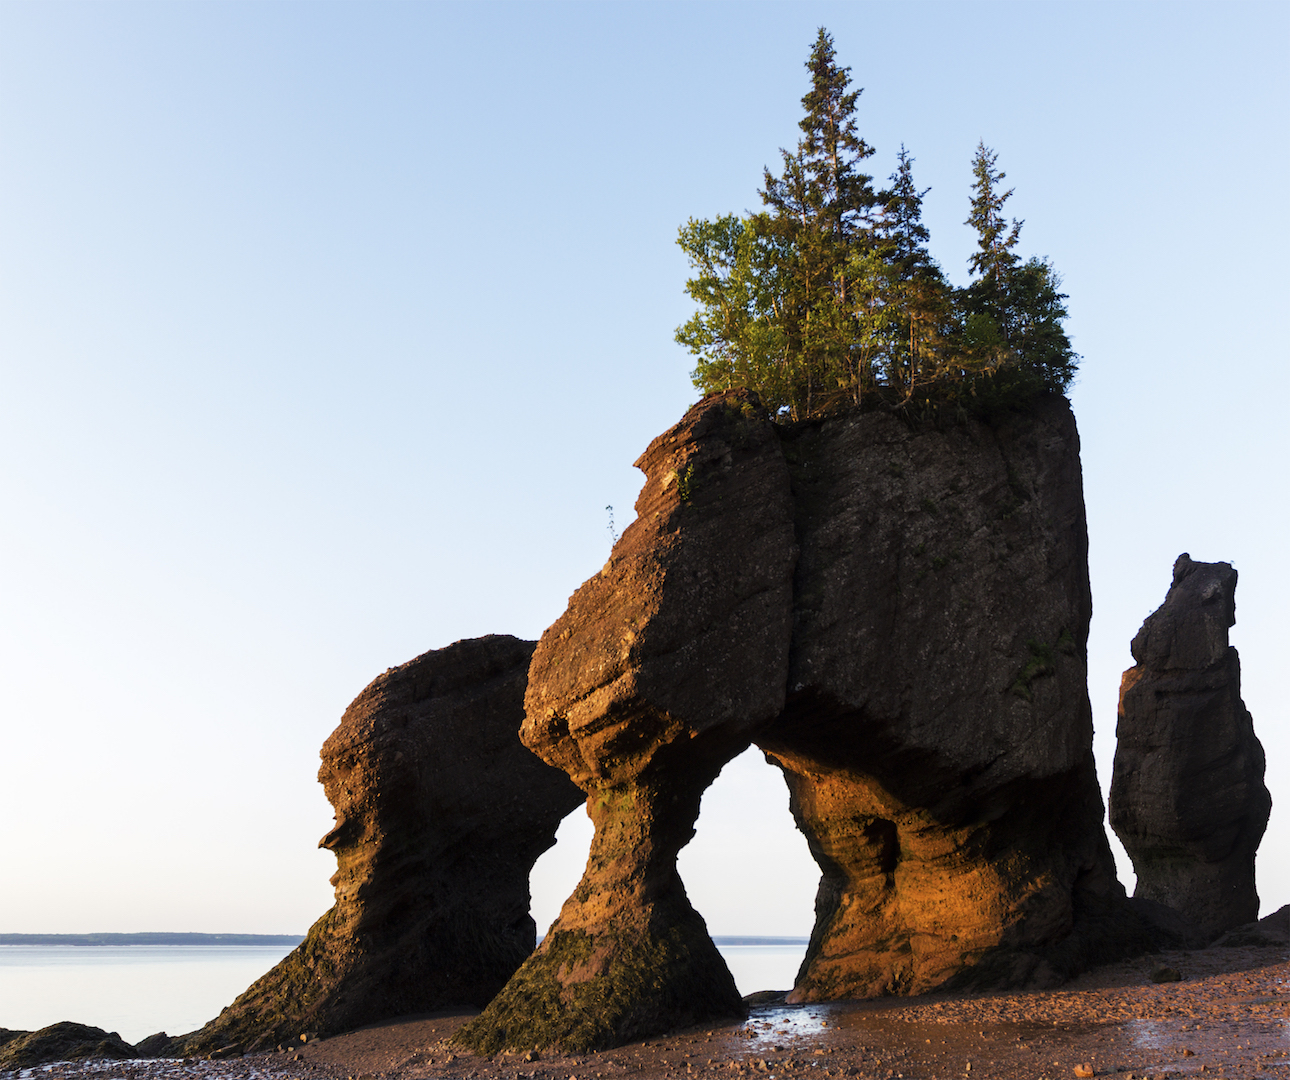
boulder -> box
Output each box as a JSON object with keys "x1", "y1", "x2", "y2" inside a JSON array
[
  {"x1": 454, "y1": 390, "x2": 798, "y2": 1053},
  {"x1": 179, "y1": 634, "x2": 583, "y2": 1055},
  {"x1": 1212, "y1": 904, "x2": 1290, "y2": 949},
  {"x1": 758, "y1": 394, "x2": 1139, "y2": 999},
  {"x1": 1110, "y1": 554, "x2": 1270, "y2": 943},
  {"x1": 0, "y1": 1023, "x2": 135, "y2": 1068}
]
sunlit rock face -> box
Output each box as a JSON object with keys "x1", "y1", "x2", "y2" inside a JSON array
[
  {"x1": 759, "y1": 395, "x2": 1136, "y2": 1000},
  {"x1": 459, "y1": 392, "x2": 1157, "y2": 1054},
  {"x1": 180, "y1": 635, "x2": 583, "y2": 1055},
  {"x1": 1110, "y1": 554, "x2": 1270, "y2": 944},
  {"x1": 454, "y1": 390, "x2": 798, "y2": 1054}
]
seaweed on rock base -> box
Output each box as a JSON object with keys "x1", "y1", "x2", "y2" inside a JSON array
[{"x1": 453, "y1": 919, "x2": 745, "y2": 1054}]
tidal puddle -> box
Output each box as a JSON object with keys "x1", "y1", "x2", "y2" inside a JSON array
[
  {"x1": 739, "y1": 1004, "x2": 831, "y2": 1045},
  {"x1": 1128, "y1": 1016, "x2": 1290, "y2": 1050},
  {"x1": 735, "y1": 1000, "x2": 1085, "y2": 1060}
]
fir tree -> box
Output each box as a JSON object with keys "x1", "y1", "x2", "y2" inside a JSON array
[
  {"x1": 873, "y1": 147, "x2": 952, "y2": 401},
  {"x1": 961, "y1": 143, "x2": 1078, "y2": 400},
  {"x1": 675, "y1": 34, "x2": 1078, "y2": 422}
]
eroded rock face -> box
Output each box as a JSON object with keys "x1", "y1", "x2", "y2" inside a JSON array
[
  {"x1": 758, "y1": 395, "x2": 1136, "y2": 999},
  {"x1": 1110, "y1": 554, "x2": 1270, "y2": 944},
  {"x1": 454, "y1": 390, "x2": 798, "y2": 1054},
  {"x1": 181, "y1": 635, "x2": 583, "y2": 1055}
]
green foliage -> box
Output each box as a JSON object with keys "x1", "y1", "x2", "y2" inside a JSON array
[{"x1": 676, "y1": 31, "x2": 1078, "y2": 422}]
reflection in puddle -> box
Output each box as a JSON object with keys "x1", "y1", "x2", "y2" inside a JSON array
[
  {"x1": 1128, "y1": 1016, "x2": 1290, "y2": 1051},
  {"x1": 1127, "y1": 1019, "x2": 1183, "y2": 1051},
  {"x1": 741, "y1": 1004, "x2": 830, "y2": 1045}
]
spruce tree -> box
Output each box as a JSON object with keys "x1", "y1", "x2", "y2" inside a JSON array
[
  {"x1": 961, "y1": 143, "x2": 1077, "y2": 400},
  {"x1": 873, "y1": 147, "x2": 952, "y2": 401},
  {"x1": 757, "y1": 27, "x2": 880, "y2": 416},
  {"x1": 675, "y1": 34, "x2": 1077, "y2": 422},
  {"x1": 961, "y1": 142, "x2": 1023, "y2": 374}
]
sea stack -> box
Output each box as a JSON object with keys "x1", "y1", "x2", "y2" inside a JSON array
[
  {"x1": 460, "y1": 391, "x2": 1157, "y2": 1054},
  {"x1": 179, "y1": 634, "x2": 584, "y2": 1055},
  {"x1": 759, "y1": 393, "x2": 1131, "y2": 999},
  {"x1": 1110, "y1": 554, "x2": 1270, "y2": 943}
]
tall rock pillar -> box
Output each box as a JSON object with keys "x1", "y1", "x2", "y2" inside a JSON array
[
  {"x1": 455, "y1": 391, "x2": 798, "y2": 1054},
  {"x1": 1110, "y1": 554, "x2": 1270, "y2": 942}
]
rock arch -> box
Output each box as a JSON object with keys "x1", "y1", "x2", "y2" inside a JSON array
[{"x1": 456, "y1": 390, "x2": 1155, "y2": 1054}]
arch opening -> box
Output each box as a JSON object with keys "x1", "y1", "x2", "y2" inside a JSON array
[
  {"x1": 528, "y1": 802, "x2": 594, "y2": 940},
  {"x1": 676, "y1": 745, "x2": 818, "y2": 996}
]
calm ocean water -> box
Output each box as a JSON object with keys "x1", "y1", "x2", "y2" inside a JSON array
[{"x1": 0, "y1": 943, "x2": 806, "y2": 1044}]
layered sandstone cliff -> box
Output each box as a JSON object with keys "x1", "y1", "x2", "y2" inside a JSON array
[
  {"x1": 1110, "y1": 554, "x2": 1270, "y2": 944},
  {"x1": 181, "y1": 635, "x2": 583, "y2": 1055}
]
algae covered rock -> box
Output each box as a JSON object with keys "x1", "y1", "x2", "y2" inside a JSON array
[
  {"x1": 1110, "y1": 554, "x2": 1270, "y2": 943},
  {"x1": 180, "y1": 634, "x2": 583, "y2": 1054},
  {"x1": 0, "y1": 1023, "x2": 136, "y2": 1068},
  {"x1": 454, "y1": 390, "x2": 798, "y2": 1053}
]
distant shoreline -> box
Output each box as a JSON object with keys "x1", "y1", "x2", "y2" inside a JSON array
[
  {"x1": 3, "y1": 932, "x2": 801, "y2": 948},
  {"x1": 0, "y1": 933, "x2": 303, "y2": 947},
  {"x1": 710, "y1": 936, "x2": 809, "y2": 946}
]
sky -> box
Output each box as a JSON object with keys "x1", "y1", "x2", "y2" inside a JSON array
[{"x1": 1, "y1": 1, "x2": 1287, "y2": 943}]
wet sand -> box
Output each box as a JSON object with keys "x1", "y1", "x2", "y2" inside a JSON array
[{"x1": 9, "y1": 944, "x2": 1289, "y2": 1080}]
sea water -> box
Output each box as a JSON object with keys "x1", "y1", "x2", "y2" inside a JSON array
[
  {"x1": 0, "y1": 942, "x2": 807, "y2": 1045},
  {"x1": 0, "y1": 946, "x2": 296, "y2": 1044}
]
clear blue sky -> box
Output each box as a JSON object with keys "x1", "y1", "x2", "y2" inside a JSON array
[{"x1": 2, "y1": 1, "x2": 1286, "y2": 939}]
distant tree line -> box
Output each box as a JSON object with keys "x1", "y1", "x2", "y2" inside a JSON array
[{"x1": 676, "y1": 28, "x2": 1078, "y2": 423}]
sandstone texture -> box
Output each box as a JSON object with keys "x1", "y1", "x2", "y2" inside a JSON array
[
  {"x1": 181, "y1": 635, "x2": 583, "y2": 1055},
  {"x1": 455, "y1": 390, "x2": 799, "y2": 1053},
  {"x1": 458, "y1": 392, "x2": 1156, "y2": 1053},
  {"x1": 1110, "y1": 554, "x2": 1270, "y2": 944},
  {"x1": 758, "y1": 394, "x2": 1135, "y2": 1000}
]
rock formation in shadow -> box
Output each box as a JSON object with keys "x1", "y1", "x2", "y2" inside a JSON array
[
  {"x1": 1110, "y1": 554, "x2": 1270, "y2": 944},
  {"x1": 758, "y1": 394, "x2": 1135, "y2": 999},
  {"x1": 458, "y1": 392, "x2": 1163, "y2": 1052},
  {"x1": 454, "y1": 391, "x2": 798, "y2": 1054},
  {"x1": 179, "y1": 634, "x2": 583, "y2": 1055}
]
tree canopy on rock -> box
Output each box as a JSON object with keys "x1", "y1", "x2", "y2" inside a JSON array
[{"x1": 676, "y1": 28, "x2": 1078, "y2": 422}]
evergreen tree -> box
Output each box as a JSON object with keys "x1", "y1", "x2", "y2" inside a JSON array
[
  {"x1": 960, "y1": 143, "x2": 1078, "y2": 401},
  {"x1": 678, "y1": 28, "x2": 879, "y2": 419},
  {"x1": 961, "y1": 142, "x2": 1023, "y2": 374},
  {"x1": 965, "y1": 142, "x2": 1022, "y2": 293},
  {"x1": 675, "y1": 36, "x2": 1078, "y2": 422},
  {"x1": 872, "y1": 147, "x2": 952, "y2": 401},
  {"x1": 768, "y1": 27, "x2": 880, "y2": 414}
]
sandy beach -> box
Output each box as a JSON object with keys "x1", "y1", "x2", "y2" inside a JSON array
[{"x1": 8, "y1": 942, "x2": 1288, "y2": 1080}]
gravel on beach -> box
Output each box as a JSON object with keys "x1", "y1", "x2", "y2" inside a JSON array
[{"x1": 7, "y1": 944, "x2": 1288, "y2": 1080}]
